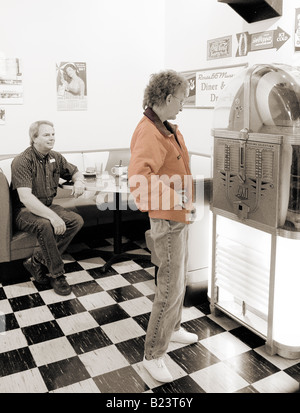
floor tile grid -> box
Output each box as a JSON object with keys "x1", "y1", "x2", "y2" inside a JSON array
[{"x1": 0, "y1": 236, "x2": 300, "y2": 393}]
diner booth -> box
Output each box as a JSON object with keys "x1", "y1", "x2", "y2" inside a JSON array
[{"x1": 210, "y1": 63, "x2": 300, "y2": 359}]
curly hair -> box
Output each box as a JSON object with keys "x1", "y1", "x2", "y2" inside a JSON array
[
  {"x1": 29, "y1": 120, "x2": 54, "y2": 145},
  {"x1": 143, "y1": 70, "x2": 189, "y2": 109}
]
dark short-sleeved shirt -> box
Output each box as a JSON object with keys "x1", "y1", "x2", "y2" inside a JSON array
[{"x1": 10, "y1": 145, "x2": 78, "y2": 210}]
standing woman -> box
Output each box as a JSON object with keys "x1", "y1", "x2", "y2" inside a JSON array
[{"x1": 128, "y1": 70, "x2": 198, "y2": 383}]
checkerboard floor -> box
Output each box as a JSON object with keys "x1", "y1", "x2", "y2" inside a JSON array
[{"x1": 0, "y1": 229, "x2": 300, "y2": 394}]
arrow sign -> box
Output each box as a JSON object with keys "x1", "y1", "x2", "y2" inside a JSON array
[{"x1": 236, "y1": 27, "x2": 290, "y2": 57}]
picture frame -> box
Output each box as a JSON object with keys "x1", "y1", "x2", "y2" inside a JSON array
[{"x1": 207, "y1": 35, "x2": 232, "y2": 60}]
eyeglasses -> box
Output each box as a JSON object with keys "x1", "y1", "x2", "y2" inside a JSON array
[{"x1": 172, "y1": 95, "x2": 186, "y2": 106}]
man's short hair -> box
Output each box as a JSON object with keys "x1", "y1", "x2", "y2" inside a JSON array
[{"x1": 29, "y1": 120, "x2": 54, "y2": 145}]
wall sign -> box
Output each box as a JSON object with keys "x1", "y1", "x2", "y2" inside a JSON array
[
  {"x1": 236, "y1": 27, "x2": 290, "y2": 57},
  {"x1": 56, "y1": 61, "x2": 87, "y2": 111},
  {"x1": 182, "y1": 64, "x2": 247, "y2": 108},
  {"x1": 0, "y1": 58, "x2": 23, "y2": 104},
  {"x1": 207, "y1": 36, "x2": 232, "y2": 60},
  {"x1": 295, "y1": 8, "x2": 300, "y2": 52}
]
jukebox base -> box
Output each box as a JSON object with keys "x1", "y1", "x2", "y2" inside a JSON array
[{"x1": 210, "y1": 214, "x2": 300, "y2": 360}]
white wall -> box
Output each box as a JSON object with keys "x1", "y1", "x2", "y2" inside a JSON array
[
  {"x1": 0, "y1": 0, "x2": 165, "y2": 153},
  {"x1": 165, "y1": 0, "x2": 300, "y2": 155},
  {"x1": 2, "y1": 1, "x2": 299, "y2": 157}
]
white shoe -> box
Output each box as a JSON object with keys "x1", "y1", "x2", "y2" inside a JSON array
[
  {"x1": 171, "y1": 327, "x2": 198, "y2": 344},
  {"x1": 143, "y1": 356, "x2": 173, "y2": 382}
]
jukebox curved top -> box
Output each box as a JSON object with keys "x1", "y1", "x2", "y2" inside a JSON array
[{"x1": 213, "y1": 63, "x2": 300, "y2": 135}]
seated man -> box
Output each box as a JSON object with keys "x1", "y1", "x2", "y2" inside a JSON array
[{"x1": 10, "y1": 120, "x2": 85, "y2": 296}]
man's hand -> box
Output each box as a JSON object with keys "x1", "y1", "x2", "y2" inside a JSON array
[
  {"x1": 17, "y1": 187, "x2": 69, "y2": 234},
  {"x1": 49, "y1": 215, "x2": 66, "y2": 235},
  {"x1": 72, "y1": 180, "x2": 85, "y2": 198}
]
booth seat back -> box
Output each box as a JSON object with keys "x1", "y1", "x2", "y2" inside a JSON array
[
  {"x1": 61, "y1": 151, "x2": 110, "y2": 173},
  {"x1": 0, "y1": 157, "x2": 13, "y2": 184},
  {"x1": 0, "y1": 167, "x2": 39, "y2": 263},
  {"x1": 0, "y1": 169, "x2": 12, "y2": 262},
  {"x1": 60, "y1": 148, "x2": 131, "y2": 175}
]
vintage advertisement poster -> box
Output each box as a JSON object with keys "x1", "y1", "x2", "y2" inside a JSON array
[
  {"x1": 0, "y1": 58, "x2": 23, "y2": 104},
  {"x1": 295, "y1": 8, "x2": 300, "y2": 52},
  {"x1": 181, "y1": 71, "x2": 196, "y2": 106},
  {"x1": 182, "y1": 64, "x2": 247, "y2": 108},
  {"x1": 56, "y1": 61, "x2": 87, "y2": 111},
  {"x1": 236, "y1": 27, "x2": 289, "y2": 57},
  {"x1": 207, "y1": 36, "x2": 232, "y2": 60}
]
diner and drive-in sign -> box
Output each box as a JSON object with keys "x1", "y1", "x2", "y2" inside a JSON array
[{"x1": 182, "y1": 64, "x2": 246, "y2": 108}]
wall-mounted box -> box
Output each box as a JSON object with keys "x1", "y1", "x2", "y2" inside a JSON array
[{"x1": 218, "y1": 0, "x2": 282, "y2": 23}]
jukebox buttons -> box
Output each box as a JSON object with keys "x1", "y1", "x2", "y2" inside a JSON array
[
  {"x1": 255, "y1": 150, "x2": 262, "y2": 178},
  {"x1": 224, "y1": 145, "x2": 230, "y2": 170}
]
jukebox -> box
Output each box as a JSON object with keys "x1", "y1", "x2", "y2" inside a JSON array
[{"x1": 210, "y1": 63, "x2": 300, "y2": 359}]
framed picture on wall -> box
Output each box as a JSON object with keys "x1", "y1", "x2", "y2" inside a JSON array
[
  {"x1": 181, "y1": 63, "x2": 247, "y2": 109},
  {"x1": 182, "y1": 71, "x2": 196, "y2": 107},
  {"x1": 207, "y1": 36, "x2": 232, "y2": 60},
  {"x1": 56, "y1": 61, "x2": 87, "y2": 111},
  {"x1": 0, "y1": 58, "x2": 23, "y2": 104},
  {"x1": 295, "y1": 8, "x2": 300, "y2": 52}
]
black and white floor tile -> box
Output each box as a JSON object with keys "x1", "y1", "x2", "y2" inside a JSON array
[{"x1": 1, "y1": 229, "x2": 300, "y2": 394}]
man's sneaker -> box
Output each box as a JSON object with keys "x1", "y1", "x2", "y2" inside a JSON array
[
  {"x1": 50, "y1": 275, "x2": 72, "y2": 296},
  {"x1": 143, "y1": 356, "x2": 173, "y2": 383},
  {"x1": 171, "y1": 327, "x2": 198, "y2": 344},
  {"x1": 23, "y1": 257, "x2": 49, "y2": 285}
]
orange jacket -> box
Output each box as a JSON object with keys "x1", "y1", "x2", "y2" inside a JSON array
[{"x1": 128, "y1": 108, "x2": 193, "y2": 224}]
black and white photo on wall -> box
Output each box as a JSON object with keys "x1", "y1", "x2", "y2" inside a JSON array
[{"x1": 56, "y1": 61, "x2": 87, "y2": 111}]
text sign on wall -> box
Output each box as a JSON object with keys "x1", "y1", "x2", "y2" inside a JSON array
[
  {"x1": 182, "y1": 64, "x2": 246, "y2": 108},
  {"x1": 236, "y1": 27, "x2": 289, "y2": 57},
  {"x1": 207, "y1": 36, "x2": 232, "y2": 60}
]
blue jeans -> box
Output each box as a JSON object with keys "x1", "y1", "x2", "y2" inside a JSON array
[
  {"x1": 145, "y1": 218, "x2": 189, "y2": 360},
  {"x1": 15, "y1": 204, "x2": 84, "y2": 278}
]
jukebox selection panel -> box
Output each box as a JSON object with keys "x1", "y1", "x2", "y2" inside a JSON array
[{"x1": 213, "y1": 137, "x2": 280, "y2": 228}]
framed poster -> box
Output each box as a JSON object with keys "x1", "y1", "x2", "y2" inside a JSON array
[
  {"x1": 295, "y1": 8, "x2": 300, "y2": 52},
  {"x1": 207, "y1": 36, "x2": 232, "y2": 60},
  {"x1": 181, "y1": 63, "x2": 247, "y2": 109},
  {"x1": 56, "y1": 61, "x2": 87, "y2": 111},
  {"x1": 0, "y1": 58, "x2": 23, "y2": 104}
]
